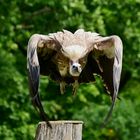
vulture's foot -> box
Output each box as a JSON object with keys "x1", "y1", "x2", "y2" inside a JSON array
[
  {"x1": 60, "y1": 82, "x2": 66, "y2": 94},
  {"x1": 72, "y1": 80, "x2": 79, "y2": 96}
]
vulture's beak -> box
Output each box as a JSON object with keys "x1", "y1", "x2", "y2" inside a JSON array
[{"x1": 69, "y1": 61, "x2": 82, "y2": 77}]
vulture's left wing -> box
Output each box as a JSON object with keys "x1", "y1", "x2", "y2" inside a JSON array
[
  {"x1": 90, "y1": 35, "x2": 123, "y2": 126},
  {"x1": 27, "y1": 33, "x2": 62, "y2": 127}
]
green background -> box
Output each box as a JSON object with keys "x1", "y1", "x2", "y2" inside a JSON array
[{"x1": 0, "y1": 0, "x2": 140, "y2": 139}]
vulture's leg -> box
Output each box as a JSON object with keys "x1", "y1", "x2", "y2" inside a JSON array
[
  {"x1": 72, "y1": 80, "x2": 79, "y2": 95},
  {"x1": 60, "y1": 81, "x2": 66, "y2": 94}
]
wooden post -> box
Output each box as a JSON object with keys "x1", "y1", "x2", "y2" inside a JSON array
[{"x1": 35, "y1": 121, "x2": 83, "y2": 140}]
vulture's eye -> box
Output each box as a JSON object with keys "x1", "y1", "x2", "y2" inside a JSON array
[
  {"x1": 70, "y1": 60, "x2": 73, "y2": 65},
  {"x1": 79, "y1": 57, "x2": 86, "y2": 66}
]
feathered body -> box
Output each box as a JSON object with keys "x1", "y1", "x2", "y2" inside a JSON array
[{"x1": 27, "y1": 29, "x2": 123, "y2": 127}]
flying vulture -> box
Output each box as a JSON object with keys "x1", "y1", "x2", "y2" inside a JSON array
[{"x1": 27, "y1": 29, "x2": 123, "y2": 127}]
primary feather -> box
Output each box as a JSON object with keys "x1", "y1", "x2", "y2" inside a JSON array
[{"x1": 27, "y1": 29, "x2": 123, "y2": 127}]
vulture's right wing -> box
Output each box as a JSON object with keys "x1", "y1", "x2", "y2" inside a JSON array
[{"x1": 27, "y1": 33, "x2": 63, "y2": 127}]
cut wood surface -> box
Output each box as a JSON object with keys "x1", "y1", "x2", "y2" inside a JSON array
[{"x1": 35, "y1": 121, "x2": 83, "y2": 140}]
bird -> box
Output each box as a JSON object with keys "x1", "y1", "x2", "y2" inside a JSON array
[{"x1": 27, "y1": 29, "x2": 123, "y2": 127}]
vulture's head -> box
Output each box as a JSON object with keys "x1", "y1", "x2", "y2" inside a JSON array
[{"x1": 61, "y1": 45, "x2": 88, "y2": 77}]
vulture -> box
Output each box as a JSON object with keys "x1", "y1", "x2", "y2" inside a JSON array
[{"x1": 27, "y1": 29, "x2": 123, "y2": 127}]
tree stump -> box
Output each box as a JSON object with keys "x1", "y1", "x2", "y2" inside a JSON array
[{"x1": 35, "y1": 121, "x2": 83, "y2": 140}]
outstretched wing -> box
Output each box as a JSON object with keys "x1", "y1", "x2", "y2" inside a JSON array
[
  {"x1": 27, "y1": 33, "x2": 63, "y2": 126},
  {"x1": 89, "y1": 35, "x2": 123, "y2": 125}
]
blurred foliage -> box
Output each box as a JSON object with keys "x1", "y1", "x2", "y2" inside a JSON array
[{"x1": 0, "y1": 0, "x2": 140, "y2": 139}]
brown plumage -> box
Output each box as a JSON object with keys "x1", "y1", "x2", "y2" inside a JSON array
[{"x1": 27, "y1": 29, "x2": 123, "y2": 127}]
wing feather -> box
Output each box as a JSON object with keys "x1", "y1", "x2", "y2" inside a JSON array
[
  {"x1": 89, "y1": 35, "x2": 123, "y2": 126},
  {"x1": 27, "y1": 33, "x2": 63, "y2": 127},
  {"x1": 113, "y1": 36, "x2": 123, "y2": 100}
]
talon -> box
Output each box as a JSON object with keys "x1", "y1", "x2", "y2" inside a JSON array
[
  {"x1": 60, "y1": 82, "x2": 66, "y2": 94},
  {"x1": 72, "y1": 88, "x2": 77, "y2": 96},
  {"x1": 72, "y1": 80, "x2": 79, "y2": 96}
]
